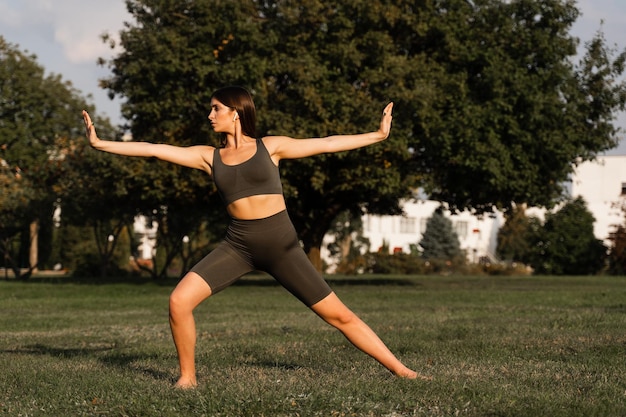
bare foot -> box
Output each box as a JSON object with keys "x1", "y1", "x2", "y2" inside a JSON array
[
  {"x1": 174, "y1": 377, "x2": 198, "y2": 389},
  {"x1": 395, "y1": 369, "x2": 432, "y2": 381}
]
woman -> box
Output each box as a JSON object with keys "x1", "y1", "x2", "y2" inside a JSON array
[{"x1": 82, "y1": 86, "x2": 422, "y2": 388}]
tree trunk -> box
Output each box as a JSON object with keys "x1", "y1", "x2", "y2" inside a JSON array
[
  {"x1": 29, "y1": 219, "x2": 39, "y2": 273},
  {"x1": 339, "y1": 234, "x2": 352, "y2": 260},
  {"x1": 306, "y1": 246, "x2": 323, "y2": 272},
  {"x1": 295, "y1": 203, "x2": 342, "y2": 274}
]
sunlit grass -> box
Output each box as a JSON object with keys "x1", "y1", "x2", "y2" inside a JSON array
[{"x1": 1, "y1": 275, "x2": 625, "y2": 416}]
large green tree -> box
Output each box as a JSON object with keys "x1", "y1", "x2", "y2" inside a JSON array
[
  {"x1": 0, "y1": 36, "x2": 107, "y2": 278},
  {"x1": 412, "y1": 0, "x2": 626, "y2": 212},
  {"x1": 101, "y1": 0, "x2": 626, "y2": 270},
  {"x1": 102, "y1": 0, "x2": 414, "y2": 270}
]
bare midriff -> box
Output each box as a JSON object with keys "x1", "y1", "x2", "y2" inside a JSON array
[{"x1": 225, "y1": 194, "x2": 287, "y2": 220}]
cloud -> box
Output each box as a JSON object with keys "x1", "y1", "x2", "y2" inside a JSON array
[
  {"x1": 54, "y1": 23, "x2": 119, "y2": 64},
  {"x1": 50, "y1": 1, "x2": 128, "y2": 64},
  {"x1": 0, "y1": 2, "x2": 23, "y2": 27},
  {"x1": 573, "y1": 0, "x2": 626, "y2": 46},
  {"x1": 1, "y1": 0, "x2": 130, "y2": 123},
  {"x1": 2, "y1": 0, "x2": 128, "y2": 64}
]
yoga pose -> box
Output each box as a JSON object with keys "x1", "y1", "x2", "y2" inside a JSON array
[{"x1": 82, "y1": 86, "x2": 421, "y2": 388}]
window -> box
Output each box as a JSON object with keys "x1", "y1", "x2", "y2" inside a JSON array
[
  {"x1": 454, "y1": 221, "x2": 468, "y2": 238},
  {"x1": 621, "y1": 182, "x2": 626, "y2": 196},
  {"x1": 400, "y1": 217, "x2": 416, "y2": 234}
]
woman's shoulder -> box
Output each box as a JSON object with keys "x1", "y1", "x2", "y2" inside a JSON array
[
  {"x1": 260, "y1": 135, "x2": 293, "y2": 150},
  {"x1": 258, "y1": 136, "x2": 289, "y2": 163},
  {"x1": 190, "y1": 145, "x2": 216, "y2": 167},
  {"x1": 190, "y1": 144, "x2": 216, "y2": 156}
]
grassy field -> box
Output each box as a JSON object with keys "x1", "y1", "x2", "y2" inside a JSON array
[{"x1": 0, "y1": 274, "x2": 625, "y2": 417}]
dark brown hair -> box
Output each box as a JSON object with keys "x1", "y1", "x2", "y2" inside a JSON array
[{"x1": 211, "y1": 86, "x2": 257, "y2": 142}]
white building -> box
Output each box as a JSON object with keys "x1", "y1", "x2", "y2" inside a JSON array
[
  {"x1": 133, "y1": 215, "x2": 158, "y2": 260},
  {"x1": 570, "y1": 155, "x2": 626, "y2": 245},
  {"x1": 321, "y1": 155, "x2": 626, "y2": 270},
  {"x1": 358, "y1": 200, "x2": 504, "y2": 263}
]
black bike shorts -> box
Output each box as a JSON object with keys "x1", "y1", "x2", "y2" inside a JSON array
[{"x1": 190, "y1": 210, "x2": 332, "y2": 306}]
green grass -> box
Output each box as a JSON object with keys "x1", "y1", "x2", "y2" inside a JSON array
[{"x1": 1, "y1": 275, "x2": 625, "y2": 416}]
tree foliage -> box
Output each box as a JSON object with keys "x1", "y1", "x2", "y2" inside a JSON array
[
  {"x1": 607, "y1": 224, "x2": 626, "y2": 275},
  {"x1": 412, "y1": 0, "x2": 626, "y2": 212},
  {"x1": 100, "y1": 0, "x2": 626, "y2": 270},
  {"x1": 0, "y1": 36, "x2": 108, "y2": 277},
  {"x1": 52, "y1": 137, "x2": 137, "y2": 277},
  {"x1": 0, "y1": 161, "x2": 36, "y2": 277},
  {"x1": 496, "y1": 204, "x2": 541, "y2": 262},
  {"x1": 102, "y1": 0, "x2": 418, "y2": 269},
  {"x1": 496, "y1": 198, "x2": 607, "y2": 275},
  {"x1": 602, "y1": 201, "x2": 626, "y2": 275},
  {"x1": 527, "y1": 197, "x2": 606, "y2": 275}
]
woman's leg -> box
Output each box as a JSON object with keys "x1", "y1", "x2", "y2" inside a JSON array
[
  {"x1": 169, "y1": 272, "x2": 212, "y2": 388},
  {"x1": 310, "y1": 292, "x2": 426, "y2": 379}
]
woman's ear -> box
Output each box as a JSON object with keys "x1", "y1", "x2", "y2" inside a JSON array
[{"x1": 233, "y1": 112, "x2": 238, "y2": 121}]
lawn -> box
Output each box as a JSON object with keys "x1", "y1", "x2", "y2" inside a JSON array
[{"x1": 1, "y1": 275, "x2": 625, "y2": 416}]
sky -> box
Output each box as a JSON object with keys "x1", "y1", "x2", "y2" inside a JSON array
[{"x1": 1, "y1": 0, "x2": 625, "y2": 151}]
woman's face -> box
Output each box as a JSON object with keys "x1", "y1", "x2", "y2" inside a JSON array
[{"x1": 208, "y1": 98, "x2": 237, "y2": 133}]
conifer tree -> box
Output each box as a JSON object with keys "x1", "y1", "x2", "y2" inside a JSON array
[{"x1": 419, "y1": 207, "x2": 463, "y2": 261}]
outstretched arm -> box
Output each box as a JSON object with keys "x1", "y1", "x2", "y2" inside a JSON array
[
  {"x1": 265, "y1": 103, "x2": 394, "y2": 161},
  {"x1": 82, "y1": 110, "x2": 213, "y2": 173}
]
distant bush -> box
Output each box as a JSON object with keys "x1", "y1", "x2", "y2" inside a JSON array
[
  {"x1": 365, "y1": 252, "x2": 531, "y2": 276},
  {"x1": 366, "y1": 252, "x2": 428, "y2": 274}
]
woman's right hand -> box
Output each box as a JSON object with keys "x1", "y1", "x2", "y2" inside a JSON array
[
  {"x1": 377, "y1": 102, "x2": 394, "y2": 140},
  {"x1": 82, "y1": 110, "x2": 99, "y2": 147}
]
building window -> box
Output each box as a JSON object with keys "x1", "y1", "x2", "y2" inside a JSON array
[
  {"x1": 454, "y1": 221, "x2": 468, "y2": 238},
  {"x1": 621, "y1": 182, "x2": 626, "y2": 196},
  {"x1": 400, "y1": 217, "x2": 416, "y2": 234}
]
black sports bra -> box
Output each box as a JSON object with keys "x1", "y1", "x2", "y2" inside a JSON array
[{"x1": 212, "y1": 139, "x2": 283, "y2": 206}]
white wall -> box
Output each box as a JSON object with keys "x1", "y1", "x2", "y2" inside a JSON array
[
  {"x1": 321, "y1": 200, "x2": 504, "y2": 269},
  {"x1": 133, "y1": 215, "x2": 158, "y2": 259},
  {"x1": 362, "y1": 200, "x2": 503, "y2": 261},
  {"x1": 570, "y1": 155, "x2": 626, "y2": 245}
]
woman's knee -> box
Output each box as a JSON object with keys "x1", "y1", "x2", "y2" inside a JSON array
[
  {"x1": 327, "y1": 309, "x2": 358, "y2": 327},
  {"x1": 311, "y1": 294, "x2": 358, "y2": 327},
  {"x1": 169, "y1": 290, "x2": 191, "y2": 316},
  {"x1": 169, "y1": 272, "x2": 212, "y2": 317}
]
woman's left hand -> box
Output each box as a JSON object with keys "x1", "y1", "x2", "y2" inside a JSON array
[
  {"x1": 378, "y1": 102, "x2": 394, "y2": 140},
  {"x1": 82, "y1": 110, "x2": 99, "y2": 147}
]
